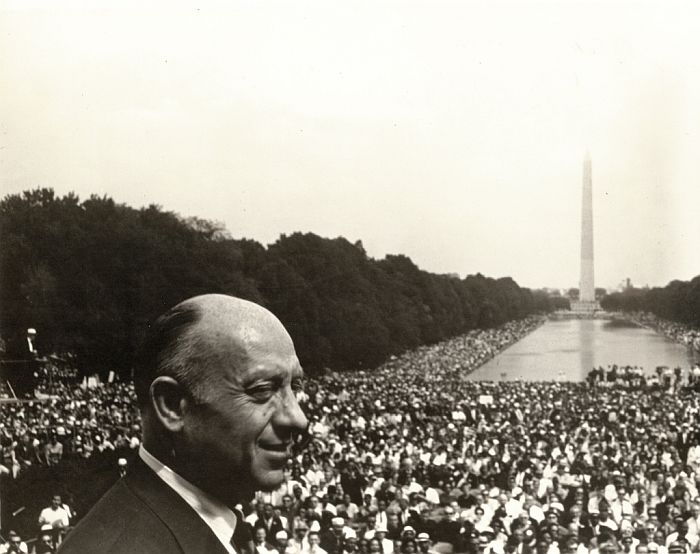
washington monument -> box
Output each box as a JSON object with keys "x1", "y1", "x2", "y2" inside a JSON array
[{"x1": 578, "y1": 151, "x2": 596, "y2": 306}]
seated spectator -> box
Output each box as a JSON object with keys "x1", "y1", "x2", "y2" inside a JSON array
[
  {"x1": 33, "y1": 533, "x2": 55, "y2": 554},
  {"x1": 416, "y1": 533, "x2": 438, "y2": 554},
  {"x1": 305, "y1": 532, "x2": 329, "y2": 554},
  {"x1": 255, "y1": 527, "x2": 279, "y2": 554},
  {"x1": 0, "y1": 531, "x2": 28, "y2": 554}
]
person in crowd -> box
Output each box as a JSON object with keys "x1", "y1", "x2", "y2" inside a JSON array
[
  {"x1": 305, "y1": 532, "x2": 328, "y2": 554},
  {"x1": 320, "y1": 517, "x2": 347, "y2": 554},
  {"x1": 0, "y1": 531, "x2": 28, "y2": 554},
  {"x1": 373, "y1": 526, "x2": 394, "y2": 554},
  {"x1": 34, "y1": 533, "x2": 55, "y2": 554},
  {"x1": 415, "y1": 533, "x2": 438, "y2": 554},
  {"x1": 275, "y1": 531, "x2": 293, "y2": 554},
  {"x1": 116, "y1": 457, "x2": 128, "y2": 478},
  {"x1": 289, "y1": 523, "x2": 310, "y2": 554},
  {"x1": 255, "y1": 528, "x2": 279, "y2": 554},
  {"x1": 342, "y1": 537, "x2": 358, "y2": 554},
  {"x1": 256, "y1": 503, "x2": 287, "y2": 541},
  {"x1": 37, "y1": 495, "x2": 70, "y2": 545},
  {"x1": 43, "y1": 435, "x2": 63, "y2": 466}
]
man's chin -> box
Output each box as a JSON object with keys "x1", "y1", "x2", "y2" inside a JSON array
[{"x1": 255, "y1": 465, "x2": 288, "y2": 490}]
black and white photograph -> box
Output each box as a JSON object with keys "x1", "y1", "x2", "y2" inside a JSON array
[{"x1": 1, "y1": 1, "x2": 700, "y2": 553}]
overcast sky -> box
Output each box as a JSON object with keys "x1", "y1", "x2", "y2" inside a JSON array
[{"x1": 2, "y1": 0, "x2": 699, "y2": 291}]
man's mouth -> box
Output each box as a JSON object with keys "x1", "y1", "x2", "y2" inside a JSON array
[{"x1": 259, "y1": 441, "x2": 291, "y2": 454}]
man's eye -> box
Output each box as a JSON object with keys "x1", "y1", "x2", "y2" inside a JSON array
[{"x1": 247, "y1": 384, "x2": 276, "y2": 401}]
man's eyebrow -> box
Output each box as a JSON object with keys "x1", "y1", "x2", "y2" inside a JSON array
[{"x1": 243, "y1": 364, "x2": 305, "y2": 381}]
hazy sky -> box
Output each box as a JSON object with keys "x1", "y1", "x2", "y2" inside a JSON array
[{"x1": 2, "y1": 0, "x2": 699, "y2": 291}]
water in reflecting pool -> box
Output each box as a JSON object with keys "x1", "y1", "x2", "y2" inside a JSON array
[{"x1": 466, "y1": 318, "x2": 698, "y2": 381}]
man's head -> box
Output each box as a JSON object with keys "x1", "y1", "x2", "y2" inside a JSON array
[
  {"x1": 51, "y1": 495, "x2": 62, "y2": 509},
  {"x1": 308, "y1": 532, "x2": 321, "y2": 547},
  {"x1": 275, "y1": 530, "x2": 289, "y2": 549},
  {"x1": 7, "y1": 531, "x2": 22, "y2": 553},
  {"x1": 255, "y1": 527, "x2": 267, "y2": 545},
  {"x1": 135, "y1": 294, "x2": 308, "y2": 505},
  {"x1": 332, "y1": 517, "x2": 345, "y2": 534},
  {"x1": 417, "y1": 533, "x2": 430, "y2": 553}
]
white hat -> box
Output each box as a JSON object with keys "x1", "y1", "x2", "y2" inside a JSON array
[
  {"x1": 117, "y1": 458, "x2": 128, "y2": 466},
  {"x1": 275, "y1": 531, "x2": 288, "y2": 540},
  {"x1": 27, "y1": 328, "x2": 37, "y2": 334},
  {"x1": 331, "y1": 517, "x2": 345, "y2": 527},
  {"x1": 550, "y1": 502, "x2": 564, "y2": 513}
]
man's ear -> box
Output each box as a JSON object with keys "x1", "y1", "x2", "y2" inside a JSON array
[{"x1": 150, "y1": 376, "x2": 189, "y2": 432}]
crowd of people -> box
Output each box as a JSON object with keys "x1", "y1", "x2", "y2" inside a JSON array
[
  {"x1": 0, "y1": 317, "x2": 544, "y2": 481},
  {"x1": 2, "y1": 313, "x2": 700, "y2": 554},
  {"x1": 628, "y1": 314, "x2": 700, "y2": 355},
  {"x1": 0, "y1": 374, "x2": 141, "y2": 480},
  {"x1": 585, "y1": 365, "x2": 700, "y2": 390}
]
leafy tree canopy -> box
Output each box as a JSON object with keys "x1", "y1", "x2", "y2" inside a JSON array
[
  {"x1": 601, "y1": 277, "x2": 700, "y2": 328},
  {"x1": 1, "y1": 188, "x2": 561, "y2": 375}
]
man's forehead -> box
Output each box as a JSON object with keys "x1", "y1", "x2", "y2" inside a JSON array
[
  {"x1": 189, "y1": 297, "x2": 301, "y2": 373},
  {"x1": 199, "y1": 303, "x2": 292, "y2": 346}
]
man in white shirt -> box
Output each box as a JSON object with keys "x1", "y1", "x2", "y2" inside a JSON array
[
  {"x1": 374, "y1": 526, "x2": 394, "y2": 554},
  {"x1": 60, "y1": 295, "x2": 310, "y2": 554},
  {"x1": 254, "y1": 527, "x2": 279, "y2": 554},
  {"x1": 303, "y1": 532, "x2": 328, "y2": 554},
  {"x1": 38, "y1": 494, "x2": 70, "y2": 543}
]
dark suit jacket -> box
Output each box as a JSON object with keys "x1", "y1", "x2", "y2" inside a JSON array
[
  {"x1": 254, "y1": 515, "x2": 285, "y2": 540},
  {"x1": 58, "y1": 458, "x2": 234, "y2": 554}
]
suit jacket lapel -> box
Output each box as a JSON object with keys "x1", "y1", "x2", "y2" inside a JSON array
[{"x1": 125, "y1": 457, "x2": 230, "y2": 554}]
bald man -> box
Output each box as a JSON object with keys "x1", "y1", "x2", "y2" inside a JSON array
[{"x1": 60, "y1": 294, "x2": 309, "y2": 554}]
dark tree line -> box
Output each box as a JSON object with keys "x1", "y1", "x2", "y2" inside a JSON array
[
  {"x1": 601, "y1": 277, "x2": 700, "y2": 328},
  {"x1": 1, "y1": 188, "x2": 561, "y2": 375}
]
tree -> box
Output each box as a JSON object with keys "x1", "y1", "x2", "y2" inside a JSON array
[{"x1": 1, "y1": 188, "x2": 557, "y2": 375}]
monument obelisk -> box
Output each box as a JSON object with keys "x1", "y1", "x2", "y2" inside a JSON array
[{"x1": 576, "y1": 151, "x2": 597, "y2": 311}]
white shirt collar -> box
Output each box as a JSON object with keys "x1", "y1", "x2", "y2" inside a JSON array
[{"x1": 139, "y1": 445, "x2": 237, "y2": 553}]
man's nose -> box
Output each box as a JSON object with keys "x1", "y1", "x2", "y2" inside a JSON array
[{"x1": 277, "y1": 387, "x2": 309, "y2": 437}]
